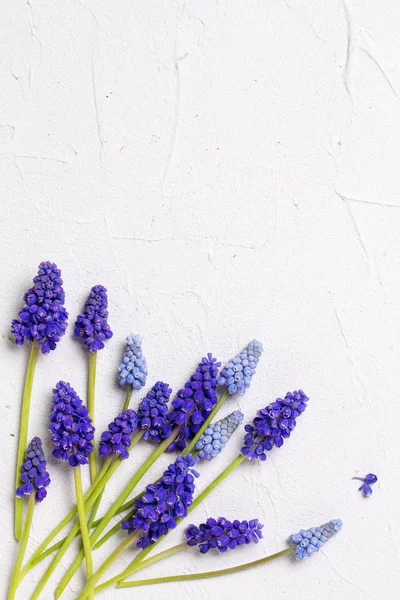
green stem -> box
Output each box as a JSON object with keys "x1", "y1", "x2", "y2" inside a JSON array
[
  {"x1": 14, "y1": 341, "x2": 38, "y2": 541},
  {"x1": 122, "y1": 386, "x2": 133, "y2": 411},
  {"x1": 54, "y1": 429, "x2": 178, "y2": 599},
  {"x1": 94, "y1": 542, "x2": 187, "y2": 595},
  {"x1": 74, "y1": 467, "x2": 94, "y2": 600},
  {"x1": 93, "y1": 507, "x2": 136, "y2": 550},
  {"x1": 117, "y1": 547, "x2": 294, "y2": 588},
  {"x1": 29, "y1": 445, "x2": 134, "y2": 600},
  {"x1": 88, "y1": 351, "x2": 98, "y2": 484},
  {"x1": 120, "y1": 455, "x2": 246, "y2": 576},
  {"x1": 94, "y1": 542, "x2": 188, "y2": 594},
  {"x1": 8, "y1": 494, "x2": 35, "y2": 599},
  {"x1": 75, "y1": 533, "x2": 138, "y2": 600},
  {"x1": 182, "y1": 389, "x2": 229, "y2": 455},
  {"x1": 86, "y1": 489, "x2": 104, "y2": 539},
  {"x1": 29, "y1": 480, "x2": 106, "y2": 600},
  {"x1": 26, "y1": 483, "x2": 136, "y2": 569},
  {"x1": 20, "y1": 457, "x2": 112, "y2": 578}
]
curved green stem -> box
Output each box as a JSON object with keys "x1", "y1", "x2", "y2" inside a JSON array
[
  {"x1": 54, "y1": 429, "x2": 178, "y2": 599},
  {"x1": 74, "y1": 467, "x2": 94, "y2": 600},
  {"x1": 122, "y1": 386, "x2": 133, "y2": 411},
  {"x1": 120, "y1": 455, "x2": 245, "y2": 577},
  {"x1": 117, "y1": 547, "x2": 294, "y2": 588},
  {"x1": 20, "y1": 457, "x2": 112, "y2": 579},
  {"x1": 183, "y1": 389, "x2": 229, "y2": 455},
  {"x1": 8, "y1": 494, "x2": 35, "y2": 599},
  {"x1": 88, "y1": 351, "x2": 98, "y2": 484},
  {"x1": 14, "y1": 341, "x2": 38, "y2": 540},
  {"x1": 94, "y1": 542, "x2": 187, "y2": 595},
  {"x1": 75, "y1": 533, "x2": 138, "y2": 600}
]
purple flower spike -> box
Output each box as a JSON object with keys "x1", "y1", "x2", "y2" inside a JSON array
[
  {"x1": 74, "y1": 285, "x2": 113, "y2": 351},
  {"x1": 137, "y1": 381, "x2": 172, "y2": 443},
  {"x1": 99, "y1": 409, "x2": 139, "y2": 459},
  {"x1": 241, "y1": 390, "x2": 309, "y2": 461},
  {"x1": 16, "y1": 437, "x2": 51, "y2": 502},
  {"x1": 354, "y1": 473, "x2": 378, "y2": 497},
  {"x1": 11, "y1": 261, "x2": 68, "y2": 354},
  {"x1": 185, "y1": 517, "x2": 263, "y2": 553},
  {"x1": 49, "y1": 381, "x2": 95, "y2": 467},
  {"x1": 121, "y1": 455, "x2": 199, "y2": 548},
  {"x1": 166, "y1": 354, "x2": 221, "y2": 452}
]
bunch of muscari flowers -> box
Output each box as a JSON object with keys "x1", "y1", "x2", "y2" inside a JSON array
[{"x1": 8, "y1": 262, "x2": 343, "y2": 600}]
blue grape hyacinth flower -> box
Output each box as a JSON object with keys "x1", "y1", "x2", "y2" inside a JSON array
[
  {"x1": 118, "y1": 334, "x2": 147, "y2": 389},
  {"x1": 99, "y1": 409, "x2": 139, "y2": 459},
  {"x1": 49, "y1": 381, "x2": 95, "y2": 467},
  {"x1": 217, "y1": 340, "x2": 263, "y2": 396},
  {"x1": 289, "y1": 520, "x2": 342, "y2": 560},
  {"x1": 241, "y1": 390, "x2": 309, "y2": 461},
  {"x1": 74, "y1": 285, "x2": 113, "y2": 352},
  {"x1": 166, "y1": 353, "x2": 221, "y2": 452},
  {"x1": 195, "y1": 410, "x2": 244, "y2": 461},
  {"x1": 16, "y1": 437, "x2": 50, "y2": 502},
  {"x1": 121, "y1": 455, "x2": 199, "y2": 549},
  {"x1": 137, "y1": 381, "x2": 172, "y2": 443},
  {"x1": 11, "y1": 261, "x2": 68, "y2": 354},
  {"x1": 186, "y1": 517, "x2": 263, "y2": 553}
]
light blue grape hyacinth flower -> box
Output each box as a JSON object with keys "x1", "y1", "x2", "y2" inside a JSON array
[
  {"x1": 289, "y1": 519, "x2": 343, "y2": 560},
  {"x1": 118, "y1": 334, "x2": 147, "y2": 390},
  {"x1": 195, "y1": 410, "x2": 244, "y2": 461},
  {"x1": 217, "y1": 340, "x2": 263, "y2": 395}
]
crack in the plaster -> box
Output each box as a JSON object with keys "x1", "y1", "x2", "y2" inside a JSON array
[
  {"x1": 1, "y1": 155, "x2": 25, "y2": 181},
  {"x1": 109, "y1": 233, "x2": 266, "y2": 250},
  {"x1": 75, "y1": 0, "x2": 100, "y2": 29},
  {"x1": 323, "y1": 553, "x2": 373, "y2": 598},
  {"x1": 161, "y1": 0, "x2": 206, "y2": 200},
  {"x1": 334, "y1": 309, "x2": 353, "y2": 357},
  {"x1": 344, "y1": 198, "x2": 400, "y2": 209},
  {"x1": 359, "y1": 47, "x2": 400, "y2": 103},
  {"x1": 15, "y1": 154, "x2": 68, "y2": 165},
  {"x1": 334, "y1": 189, "x2": 370, "y2": 266},
  {"x1": 281, "y1": 0, "x2": 325, "y2": 41},
  {"x1": 341, "y1": 0, "x2": 355, "y2": 105},
  {"x1": 161, "y1": 56, "x2": 183, "y2": 199},
  {"x1": 91, "y1": 52, "x2": 104, "y2": 170},
  {"x1": 25, "y1": 0, "x2": 43, "y2": 85}
]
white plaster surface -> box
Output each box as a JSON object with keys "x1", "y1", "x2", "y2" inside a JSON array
[{"x1": 1, "y1": 1, "x2": 400, "y2": 598}]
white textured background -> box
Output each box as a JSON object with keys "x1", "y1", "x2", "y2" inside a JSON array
[{"x1": 1, "y1": 1, "x2": 400, "y2": 599}]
